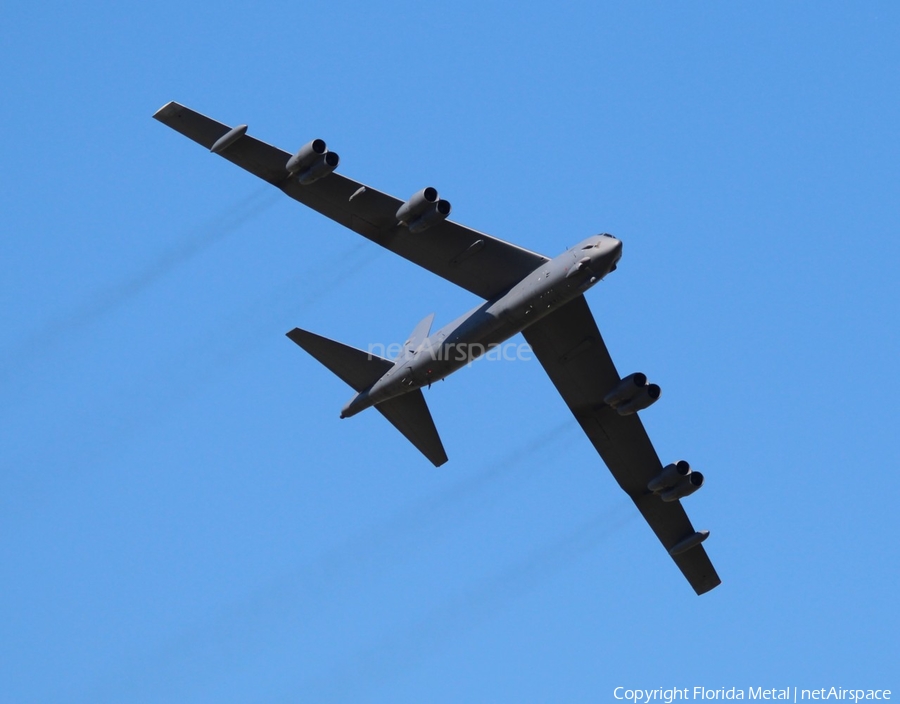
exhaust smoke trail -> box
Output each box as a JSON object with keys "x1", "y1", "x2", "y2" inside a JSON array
[
  {"x1": 105, "y1": 242, "x2": 386, "y2": 426},
  {"x1": 0, "y1": 187, "x2": 285, "y2": 512},
  {"x1": 301, "y1": 501, "x2": 637, "y2": 701},
  {"x1": 1, "y1": 186, "x2": 279, "y2": 379},
  {"x1": 0, "y1": 240, "x2": 386, "y2": 519},
  {"x1": 94, "y1": 421, "x2": 580, "y2": 702}
]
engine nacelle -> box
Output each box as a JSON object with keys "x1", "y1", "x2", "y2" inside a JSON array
[
  {"x1": 286, "y1": 139, "x2": 326, "y2": 174},
  {"x1": 615, "y1": 383, "x2": 661, "y2": 415},
  {"x1": 661, "y1": 471, "x2": 704, "y2": 502},
  {"x1": 604, "y1": 373, "x2": 660, "y2": 415},
  {"x1": 396, "y1": 187, "x2": 439, "y2": 224},
  {"x1": 285, "y1": 139, "x2": 340, "y2": 184},
  {"x1": 647, "y1": 460, "x2": 691, "y2": 493},
  {"x1": 298, "y1": 151, "x2": 339, "y2": 184},
  {"x1": 408, "y1": 199, "x2": 451, "y2": 234},
  {"x1": 603, "y1": 372, "x2": 647, "y2": 407}
]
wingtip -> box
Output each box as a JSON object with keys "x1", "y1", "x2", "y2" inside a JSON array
[
  {"x1": 152, "y1": 101, "x2": 182, "y2": 121},
  {"x1": 286, "y1": 327, "x2": 307, "y2": 345},
  {"x1": 694, "y1": 575, "x2": 722, "y2": 596}
]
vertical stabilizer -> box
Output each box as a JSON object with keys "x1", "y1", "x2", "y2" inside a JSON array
[{"x1": 403, "y1": 313, "x2": 435, "y2": 355}]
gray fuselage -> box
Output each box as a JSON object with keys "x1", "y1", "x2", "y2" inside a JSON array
[{"x1": 340, "y1": 234, "x2": 622, "y2": 417}]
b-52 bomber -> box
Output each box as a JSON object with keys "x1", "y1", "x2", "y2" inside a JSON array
[{"x1": 154, "y1": 102, "x2": 721, "y2": 595}]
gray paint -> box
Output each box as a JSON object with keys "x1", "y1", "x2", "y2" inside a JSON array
[
  {"x1": 340, "y1": 234, "x2": 621, "y2": 418},
  {"x1": 154, "y1": 102, "x2": 721, "y2": 595}
]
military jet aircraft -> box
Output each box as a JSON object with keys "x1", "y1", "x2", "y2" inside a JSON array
[{"x1": 154, "y1": 102, "x2": 721, "y2": 595}]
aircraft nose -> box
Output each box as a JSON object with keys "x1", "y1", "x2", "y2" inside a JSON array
[
  {"x1": 597, "y1": 236, "x2": 623, "y2": 267},
  {"x1": 606, "y1": 235, "x2": 623, "y2": 254}
]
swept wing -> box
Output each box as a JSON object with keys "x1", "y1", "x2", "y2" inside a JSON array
[
  {"x1": 155, "y1": 103, "x2": 719, "y2": 593},
  {"x1": 522, "y1": 295, "x2": 720, "y2": 595},
  {"x1": 153, "y1": 102, "x2": 548, "y2": 300}
]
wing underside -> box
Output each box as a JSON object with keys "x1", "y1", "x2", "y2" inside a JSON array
[
  {"x1": 153, "y1": 102, "x2": 549, "y2": 300},
  {"x1": 522, "y1": 296, "x2": 721, "y2": 595},
  {"x1": 156, "y1": 102, "x2": 719, "y2": 593}
]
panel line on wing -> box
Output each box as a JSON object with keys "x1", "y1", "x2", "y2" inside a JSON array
[{"x1": 559, "y1": 336, "x2": 596, "y2": 363}]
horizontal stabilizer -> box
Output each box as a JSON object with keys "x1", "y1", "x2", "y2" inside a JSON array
[
  {"x1": 375, "y1": 391, "x2": 448, "y2": 467},
  {"x1": 286, "y1": 328, "x2": 392, "y2": 392}
]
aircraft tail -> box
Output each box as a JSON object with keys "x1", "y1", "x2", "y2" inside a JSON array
[
  {"x1": 374, "y1": 391, "x2": 447, "y2": 467},
  {"x1": 403, "y1": 312, "x2": 434, "y2": 354},
  {"x1": 286, "y1": 327, "x2": 448, "y2": 467},
  {"x1": 286, "y1": 327, "x2": 392, "y2": 392}
]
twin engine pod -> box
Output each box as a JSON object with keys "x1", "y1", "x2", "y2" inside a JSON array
[
  {"x1": 603, "y1": 372, "x2": 661, "y2": 416},
  {"x1": 396, "y1": 187, "x2": 452, "y2": 234},
  {"x1": 285, "y1": 139, "x2": 340, "y2": 185},
  {"x1": 648, "y1": 460, "x2": 704, "y2": 502}
]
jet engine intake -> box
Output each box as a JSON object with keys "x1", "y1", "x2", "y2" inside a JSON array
[
  {"x1": 409, "y1": 199, "x2": 451, "y2": 233},
  {"x1": 397, "y1": 188, "x2": 452, "y2": 232},
  {"x1": 648, "y1": 460, "x2": 704, "y2": 502},
  {"x1": 396, "y1": 187, "x2": 438, "y2": 223},
  {"x1": 285, "y1": 139, "x2": 340, "y2": 184},
  {"x1": 615, "y1": 383, "x2": 661, "y2": 415},
  {"x1": 648, "y1": 460, "x2": 691, "y2": 493},
  {"x1": 661, "y1": 472, "x2": 704, "y2": 502},
  {"x1": 603, "y1": 372, "x2": 660, "y2": 415}
]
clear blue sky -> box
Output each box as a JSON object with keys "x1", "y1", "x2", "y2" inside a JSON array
[{"x1": 2, "y1": 2, "x2": 898, "y2": 702}]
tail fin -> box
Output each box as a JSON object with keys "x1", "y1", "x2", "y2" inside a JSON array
[
  {"x1": 403, "y1": 312, "x2": 434, "y2": 354},
  {"x1": 287, "y1": 327, "x2": 448, "y2": 467},
  {"x1": 286, "y1": 327, "x2": 392, "y2": 392}
]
